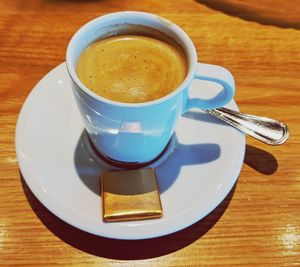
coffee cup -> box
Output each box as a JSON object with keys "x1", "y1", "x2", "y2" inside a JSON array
[{"x1": 66, "y1": 11, "x2": 235, "y2": 164}]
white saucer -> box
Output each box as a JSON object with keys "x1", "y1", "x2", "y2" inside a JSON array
[{"x1": 16, "y1": 62, "x2": 245, "y2": 240}]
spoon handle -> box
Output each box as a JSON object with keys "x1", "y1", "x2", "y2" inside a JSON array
[{"x1": 205, "y1": 107, "x2": 289, "y2": 145}]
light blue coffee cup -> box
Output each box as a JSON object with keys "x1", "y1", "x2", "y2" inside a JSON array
[{"x1": 66, "y1": 11, "x2": 235, "y2": 164}]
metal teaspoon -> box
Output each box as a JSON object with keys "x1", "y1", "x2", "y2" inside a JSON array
[{"x1": 205, "y1": 107, "x2": 289, "y2": 145}]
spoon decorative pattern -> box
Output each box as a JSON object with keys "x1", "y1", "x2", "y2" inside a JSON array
[{"x1": 205, "y1": 107, "x2": 289, "y2": 145}]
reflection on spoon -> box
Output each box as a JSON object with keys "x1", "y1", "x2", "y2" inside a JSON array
[{"x1": 205, "y1": 107, "x2": 289, "y2": 145}]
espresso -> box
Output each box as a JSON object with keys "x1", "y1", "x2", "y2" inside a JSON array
[{"x1": 76, "y1": 29, "x2": 188, "y2": 103}]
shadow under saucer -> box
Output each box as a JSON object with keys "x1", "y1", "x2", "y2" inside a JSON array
[{"x1": 20, "y1": 173, "x2": 236, "y2": 260}]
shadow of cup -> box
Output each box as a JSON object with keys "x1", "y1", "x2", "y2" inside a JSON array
[{"x1": 74, "y1": 130, "x2": 221, "y2": 195}]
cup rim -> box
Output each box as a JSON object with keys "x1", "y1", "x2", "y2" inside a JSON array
[{"x1": 66, "y1": 11, "x2": 197, "y2": 107}]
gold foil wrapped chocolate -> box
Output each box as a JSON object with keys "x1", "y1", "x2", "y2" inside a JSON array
[{"x1": 101, "y1": 169, "x2": 163, "y2": 222}]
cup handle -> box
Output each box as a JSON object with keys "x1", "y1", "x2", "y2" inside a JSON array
[{"x1": 184, "y1": 63, "x2": 235, "y2": 111}]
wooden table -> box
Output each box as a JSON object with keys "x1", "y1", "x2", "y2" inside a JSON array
[{"x1": 1, "y1": 0, "x2": 299, "y2": 266}]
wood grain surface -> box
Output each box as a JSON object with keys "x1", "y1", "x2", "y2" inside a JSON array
[{"x1": 1, "y1": 0, "x2": 299, "y2": 266}]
